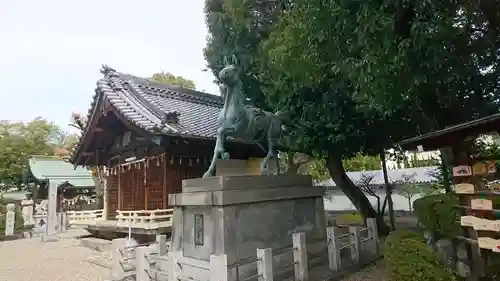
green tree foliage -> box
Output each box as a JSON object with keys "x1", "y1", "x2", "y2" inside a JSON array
[
  {"x1": 343, "y1": 154, "x2": 381, "y2": 172},
  {"x1": 203, "y1": 0, "x2": 500, "y2": 234},
  {"x1": 396, "y1": 173, "x2": 421, "y2": 211},
  {"x1": 203, "y1": 0, "x2": 394, "y2": 232},
  {"x1": 413, "y1": 194, "x2": 461, "y2": 239},
  {"x1": 0, "y1": 118, "x2": 66, "y2": 190},
  {"x1": 150, "y1": 72, "x2": 196, "y2": 90},
  {"x1": 203, "y1": 0, "x2": 290, "y2": 107}
]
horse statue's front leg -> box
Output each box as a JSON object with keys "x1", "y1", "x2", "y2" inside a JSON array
[
  {"x1": 203, "y1": 127, "x2": 231, "y2": 178},
  {"x1": 260, "y1": 119, "x2": 281, "y2": 175}
]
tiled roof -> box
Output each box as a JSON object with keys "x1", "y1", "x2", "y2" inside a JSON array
[
  {"x1": 317, "y1": 166, "x2": 438, "y2": 187},
  {"x1": 96, "y1": 65, "x2": 224, "y2": 137},
  {"x1": 27, "y1": 155, "x2": 95, "y2": 188},
  {"x1": 70, "y1": 65, "x2": 226, "y2": 163}
]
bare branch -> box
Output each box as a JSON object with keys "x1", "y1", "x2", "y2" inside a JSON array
[{"x1": 356, "y1": 173, "x2": 377, "y2": 196}]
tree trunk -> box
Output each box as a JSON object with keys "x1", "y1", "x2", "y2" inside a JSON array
[
  {"x1": 375, "y1": 196, "x2": 381, "y2": 214},
  {"x1": 439, "y1": 148, "x2": 453, "y2": 193},
  {"x1": 326, "y1": 152, "x2": 390, "y2": 236},
  {"x1": 407, "y1": 198, "x2": 412, "y2": 212},
  {"x1": 380, "y1": 150, "x2": 396, "y2": 230},
  {"x1": 380, "y1": 196, "x2": 388, "y2": 216}
]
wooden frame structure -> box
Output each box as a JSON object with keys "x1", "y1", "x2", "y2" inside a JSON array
[
  {"x1": 69, "y1": 65, "x2": 266, "y2": 234},
  {"x1": 399, "y1": 113, "x2": 500, "y2": 281}
]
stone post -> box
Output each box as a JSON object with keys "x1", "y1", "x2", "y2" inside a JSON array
[
  {"x1": 60, "y1": 212, "x2": 68, "y2": 232},
  {"x1": 293, "y1": 232, "x2": 308, "y2": 281},
  {"x1": 20, "y1": 199, "x2": 34, "y2": 226},
  {"x1": 156, "y1": 234, "x2": 167, "y2": 256},
  {"x1": 57, "y1": 212, "x2": 62, "y2": 232},
  {"x1": 111, "y1": 238, "x2": 127, "y2": 281},
  {"x1": 168, "y1": 252, "x2": 181, "y2": 281},
  {"x1": 136, "y1": 246, "x2": 154, "y2": 281},
  {"x1": 366, "y1": 218, "x2": 379, "y2": 257},
  {"x1": 257, "y1": 248, "x2": 273, "y2": 281},
  {"x1": 44, "y1": 180, "x2": 59, "y2": 240},
  {"x1": 326, "y1": 227, "x2": 341, "y2": 271},
  {"x1": 4, "y1": 203, "x2": 15, "y2": 236},
  {"x1": 349, "y1": 226, "x2": 361, "y2": 264},
  {"x1": 209, "y1": 254, "x2": 228, "y2": 281}
]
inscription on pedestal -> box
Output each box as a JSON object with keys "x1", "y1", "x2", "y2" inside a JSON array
[{"x1": 194, "y1": 214, "x2": 204, "y2": 246}]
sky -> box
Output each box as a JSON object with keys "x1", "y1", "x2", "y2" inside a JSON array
[{"x1": 0, "y1": 0, "x2": 218, "y2": 132}]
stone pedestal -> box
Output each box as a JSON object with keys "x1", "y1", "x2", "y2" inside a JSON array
[{"x1": 168, "y1": 174, "x2": 327, "y2": 280}]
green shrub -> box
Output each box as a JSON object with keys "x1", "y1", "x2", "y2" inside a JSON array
[
  {"x1": 386, "y1": 237, "x2": 456, "y2": 281},
  {"x1": 413, "y1": 194, "x2": 461, "y2": 238},
  {"x1": 0, "y1": 210, "x2": 25, "y2": 235},
  {"x1": 385, "y1": 230, "x2": 425, "y2": 248}
]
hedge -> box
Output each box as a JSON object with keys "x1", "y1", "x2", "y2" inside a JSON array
[
  {"x1": 413, "y1": 194, "x2": 461, "y2": 238},
  {"x1": 413, "y1": 194, "x2": 500, "y2": 239},
  {"x1": 385, "y1": 229, "x2": 425, "y2": 248},
  {"x1": 385, "y1": 231, "x2": 456, "y2": 281}
]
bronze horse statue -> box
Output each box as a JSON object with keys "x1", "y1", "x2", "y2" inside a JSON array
[{"x1": 203, "y1": 55, "x2": 284, "y2": 177}]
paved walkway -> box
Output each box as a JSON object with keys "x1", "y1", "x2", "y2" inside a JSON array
[{"x1": 0, "y1": 229, "x2": 111, "y2": 281}]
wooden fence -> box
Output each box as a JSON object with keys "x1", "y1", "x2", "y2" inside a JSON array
[{"x1": 109, "y1": 218, "x2": 380, "y2": 281}]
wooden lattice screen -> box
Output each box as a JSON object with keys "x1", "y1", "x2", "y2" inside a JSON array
[
  {"x1": 146, "y1": 157, "x2": 166, "y2": 210},
  {"x1": 105, "y1": 155, "x2": 209, "y2": 214},
  {"x1": 119, "y1": 164, "x2": 145, "y2": 211}
]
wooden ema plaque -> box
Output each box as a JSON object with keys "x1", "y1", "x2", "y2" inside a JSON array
[
  {"x1": 461, "y1": 215, "x2": 477, "y2": 227},
  {"x1": 474, "y1": 218, "x2": 500, "y2": 232},
  {"x1": 461, "y1": 216, "x2": 500, "y2": 232},
  {"x1": 472, "y1": 163, "x2": 487, "y2": 175},
  {"x1": 486, "y1": 161, "x2": 497, "y2": 174},
  {"x1": 453, "y1": 165, "x2": 473, "y2": 177},
  {"x1": 454, "y1": 183, "x2": 475, "y2": 194},
  {"x1": 478, "y1": 237, "x2": 500, "y2": 252},
  {"x1": 490, "y1": 183, "x2": 500, "y2": 192},
  {"x1": 470, "y1": 198, "x2": 493, "y2": 210}
]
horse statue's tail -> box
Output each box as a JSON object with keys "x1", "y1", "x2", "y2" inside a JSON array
[{"x1": 274, "y1": 109, "x2": 306, "y2": 129}]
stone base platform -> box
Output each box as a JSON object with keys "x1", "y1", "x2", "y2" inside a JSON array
[{"x1": 169, "y1": 174, "x2": 327, "y2": 281}]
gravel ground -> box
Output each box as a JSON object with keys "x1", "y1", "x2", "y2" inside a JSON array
[{"x1": 0, "y1": 228, "x2": 111, "y2": 281}]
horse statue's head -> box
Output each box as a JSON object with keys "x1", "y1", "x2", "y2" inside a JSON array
[{"x1": 219, "y1": 55, "x2": 240, "y2": 86}]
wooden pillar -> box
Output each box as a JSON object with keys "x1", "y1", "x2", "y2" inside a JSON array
[
  {"x1": 144, "y1": 162, "x2": 148, "y2": 210},
  {"x1": 102, "y1": 169, "x2": 109, "y2": 220},
  {"x1": 117, "y1": 166, "x2": 122, "y2": 211},
  {"x1": 292, "y1": 232, "x2": 308, "y2": 281},
  {"x1": 162, "y1": 156, "x2": 168, "y2": 209}
]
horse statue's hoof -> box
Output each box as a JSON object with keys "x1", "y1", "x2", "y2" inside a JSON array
[
  {"x1": 222, "y1": 152, "x2": 230, "y2": 160},
  {"x1": 202, "y1": 172, "x2": 211, "y2": 178}
]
